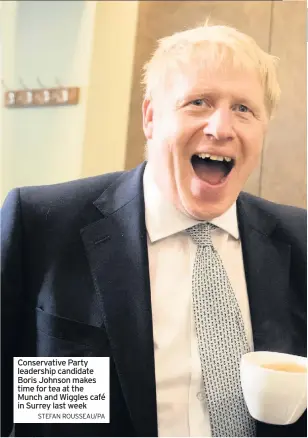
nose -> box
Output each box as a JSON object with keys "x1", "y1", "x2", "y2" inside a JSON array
[{"x1": 203, "y1": 108, "x2": 234, "y2": 141}]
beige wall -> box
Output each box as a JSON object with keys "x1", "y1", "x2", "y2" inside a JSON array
[
  {"x1": 125, "y1": 1, "x2": 306, "y2": 208},
  {"x1": 1, "y1": 1, "x2": 139, "y2": 202},
  {"x1": 260, "y1": 1, "x2": 306, "y2": 207},
  {"x1": 1, "y1": 0, "x2": 97, "y2": 202},
  {"x1": 81, "y1": 0, "x2": 139, "y2": 177}
]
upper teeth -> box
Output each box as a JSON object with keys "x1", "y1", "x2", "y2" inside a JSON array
[{"x1": 197, "y1": 153, "x2": 232, "y2": 162}]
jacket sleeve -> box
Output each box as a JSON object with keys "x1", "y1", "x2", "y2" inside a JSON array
[{"x1": 1, "y1": 189, "x2": 25, "y2": 437}]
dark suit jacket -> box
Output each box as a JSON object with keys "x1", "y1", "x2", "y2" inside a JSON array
[{"x1": 1, "y1": 162, "x2": 307, "y2": 437}]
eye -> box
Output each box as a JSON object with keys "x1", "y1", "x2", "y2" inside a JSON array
[
  {"x1": 190, "y1": 98, "x2": 209, "y2": 107},
  {"x1": 233, "y1": 104, "x2": 251, "y2": 113},
  {"x1": 191, "y1": 99, "x2": 204, "y2": 106}
]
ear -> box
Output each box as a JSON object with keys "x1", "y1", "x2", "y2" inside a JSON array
[{"x1": 142, "y1": 99, "x2": 154, "y2": 140}]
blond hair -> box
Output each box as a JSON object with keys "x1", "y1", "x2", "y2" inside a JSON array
[{"x1": 142, "y1": 23, "x2": 281, "y2": 117}]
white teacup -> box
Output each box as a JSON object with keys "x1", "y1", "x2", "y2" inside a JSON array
[{"x1": 240, "y1": 351, "x2": 307, "y2": 425}]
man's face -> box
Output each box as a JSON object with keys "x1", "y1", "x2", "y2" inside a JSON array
[{"x1": 142, "y1": 64, "x2": 269, "y2": 220}]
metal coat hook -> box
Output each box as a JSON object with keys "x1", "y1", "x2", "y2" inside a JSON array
[
  {"x1": 36, "y1": 77, "x2": 50, "y2": 103},
  {"x1": 54, "y1": 77, "x2": 68, "y2": 102},
  {"x1": 18, "y1": 77, "x2": 34, "y2": 104},
  {"x1": 3, "y1": 79, "x2": 16, "y2": 105},
  {"x1": 55, "y1": 77, "x2": 64, "y2": 88},
  {"x1": 37, "y1": 77, "x2": 46, "y2": 89},
  {"x1": 19, "y1": 77, "x2": 29, "y2": 90},
  {"x1": 1, "y1": 79, "x2": 9, "y2": 91}
]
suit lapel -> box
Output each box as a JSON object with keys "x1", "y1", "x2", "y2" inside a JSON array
[
  {"x1": 237, "y1": 192, "x2": 305, "y2": 436},
  {"x1": 81, "y1": 163, "x2": 158, "y2": 437},
  {"x1": 237, "y1": 193, "x2": 293, "y2": 353}
]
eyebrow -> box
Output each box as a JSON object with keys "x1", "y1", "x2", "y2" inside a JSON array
[{"x1": 176, "y1": 90, "x2": 261, "y2": 111}]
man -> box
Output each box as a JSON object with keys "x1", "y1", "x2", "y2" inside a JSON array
[{"x1": 1, "y1": 23, "x2": 306, "y2": 437}]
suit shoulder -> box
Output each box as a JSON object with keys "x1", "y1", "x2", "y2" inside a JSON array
[
  {"x1": 16, "y1": 171, "x2": 125, "y2": 207},
  {"x1": 239, "y1": 192, "x2": 307, "y2": 230},
  {"x1": 1, "y1": 171, "x2": 126, "y2": 227}
]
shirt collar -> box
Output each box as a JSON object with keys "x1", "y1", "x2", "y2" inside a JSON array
[{"x1": 143, "y1": 164, "x2": 240, "y2": 243}]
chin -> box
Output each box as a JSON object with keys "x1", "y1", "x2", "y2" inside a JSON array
[
  {"x1": 188, "y1": 208, "x2": 223, "y2": 221},
  {"x1": 183, "y1": 196, "x2": 235, "y2": 221}
]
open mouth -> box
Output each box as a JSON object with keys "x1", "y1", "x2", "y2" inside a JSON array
[{"x1": 191, "y1": 153, "x2": 235, "y2": 186}]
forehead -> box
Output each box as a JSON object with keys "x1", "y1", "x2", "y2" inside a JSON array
[{"x1": 168, "y1": 63, "x2": 265, "y2": 107}]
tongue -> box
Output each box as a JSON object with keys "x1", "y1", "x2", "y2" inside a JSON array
[{"x1": 193, "y1": 161, "x2": 226, "y2": 185}]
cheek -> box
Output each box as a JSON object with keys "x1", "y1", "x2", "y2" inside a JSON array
[
  {"x1": 153, "y1": 109, "x2": 177, "y2": 140},
  {"x1": 153, "y1": 110, "x2": 195, "y2": 148},
  {"x1": 242, "y1": 127, "x2": 265, "y2": 160}
]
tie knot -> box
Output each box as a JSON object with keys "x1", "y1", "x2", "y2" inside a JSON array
[{"x1": 186, "y1": 222, "x2": 216, "y2": 246}]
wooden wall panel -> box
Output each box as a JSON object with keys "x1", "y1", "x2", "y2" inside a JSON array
[{"x1": 260, "y1": 1, "x2": 306, "y2": 208}]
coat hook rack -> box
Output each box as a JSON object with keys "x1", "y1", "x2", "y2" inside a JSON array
[{"x1": 3, "y1": 76, "x2": 80, "y2": 108}]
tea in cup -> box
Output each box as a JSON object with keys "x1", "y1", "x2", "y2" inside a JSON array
[{"x1": 240, "y1": 351, "x2": 307, "y2": 425}]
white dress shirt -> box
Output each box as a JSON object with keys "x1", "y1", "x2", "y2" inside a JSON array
[{"x1": 143, "y1": 164, "x2": 254, "y2": 437}]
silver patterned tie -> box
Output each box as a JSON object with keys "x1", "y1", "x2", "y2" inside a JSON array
[{"x1": 187, "y1": 222, "x2": 256, "y2": 437}]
